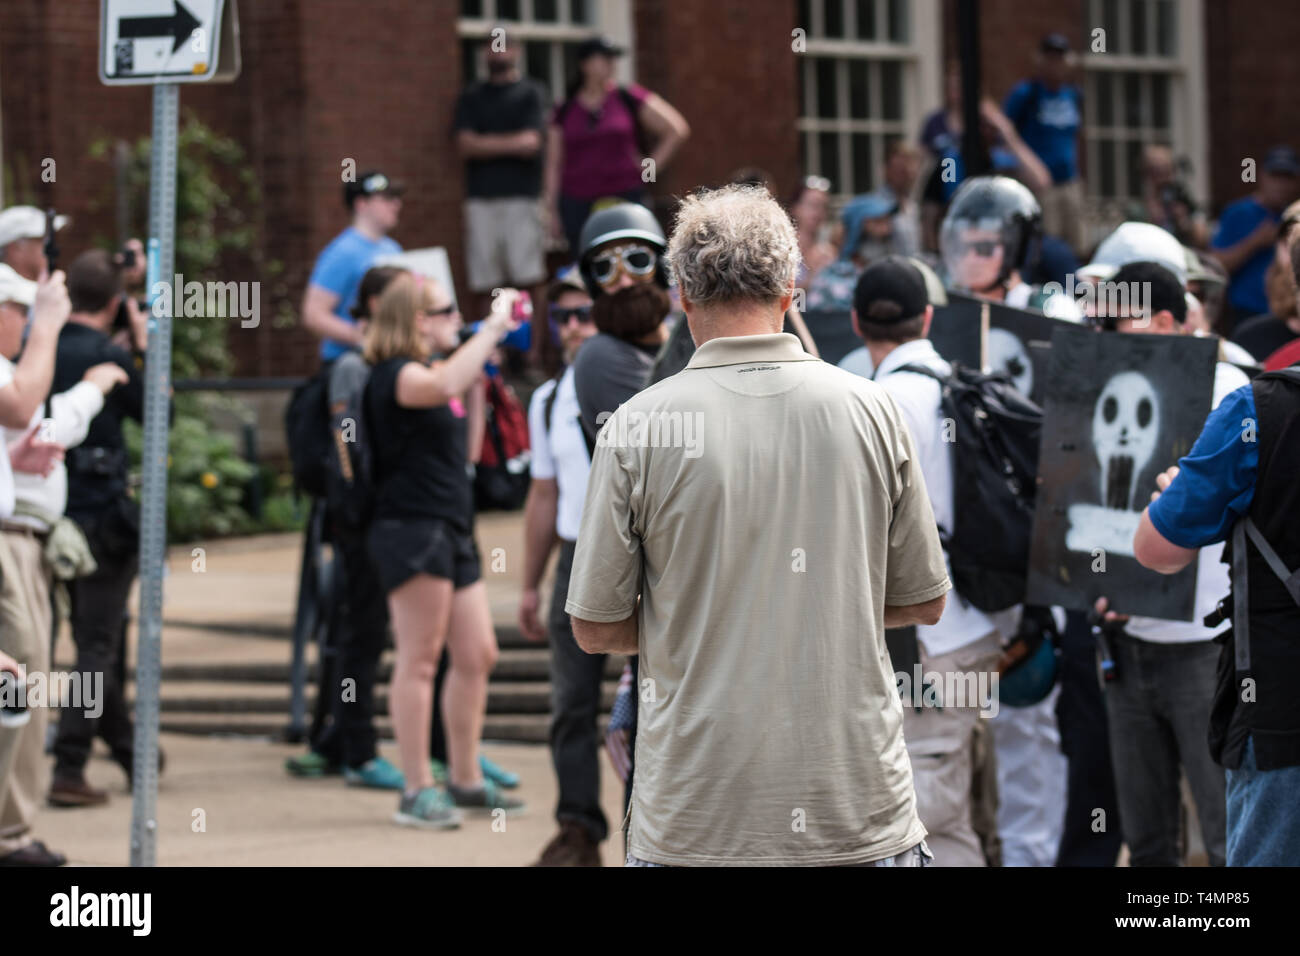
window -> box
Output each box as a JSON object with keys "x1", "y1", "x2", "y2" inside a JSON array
[
  {"x1": 459, "y1": 0, "x2": 628, "y2": 104},
  {"x1": 795, "y1": 0, "x2": 941, "y2": 200},
  {"x1": 1082, "y1": 0, "x2": 1207, "y2": 213}
]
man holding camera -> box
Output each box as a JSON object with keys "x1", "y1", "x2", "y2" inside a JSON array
[
  {"x1": 47, "y1": 250, "x2": 153, "y2": 808},
  {"x1": 0, "y1": 206, "x2": 69, "y2": 283}
]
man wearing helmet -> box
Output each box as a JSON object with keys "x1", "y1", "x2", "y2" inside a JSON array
[
  {"x1": 940, "y1": 175, "x2": 1079, "y2": 321},
  {"x1": 570, "y1": 202, "x2": 672, "y2": 448},
  {"x1": 938, "y1": 175, "x2": 1074, "y2": 867}
]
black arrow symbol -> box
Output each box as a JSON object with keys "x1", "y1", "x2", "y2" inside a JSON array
[{"x1": 119, "y1": 0, "x2": 202, "y2": 55}]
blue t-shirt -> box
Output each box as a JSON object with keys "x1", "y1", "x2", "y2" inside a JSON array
[
  {"x1": 1003, "y1": 80, "x2": 1081, "y2": 184},
  {"x1": 308, "y1": 227, "x2": 402, "y2": 361},
  {"x1": 1147, "y1": 383, "x2": 1259, "y2": 549},
  {"x1": 1211, "y1": 197, "x2": 1279, "y2": 318}
]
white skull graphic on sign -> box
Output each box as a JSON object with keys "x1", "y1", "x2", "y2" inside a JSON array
[
  {"x1": 1091, "y1": 371, "x2": 1160, "y2": 512},
  {"x1": 987, "y1": 328, "x2": 1034, "y2": 397}
]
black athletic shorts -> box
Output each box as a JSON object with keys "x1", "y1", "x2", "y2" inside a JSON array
[{"x1": 367, "y1": 516, "x2": 481, "y2": 594}]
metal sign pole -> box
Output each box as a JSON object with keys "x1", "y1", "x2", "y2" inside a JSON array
[{"x1": 130, "y1": 80, "x2": 178, "y2": 867}]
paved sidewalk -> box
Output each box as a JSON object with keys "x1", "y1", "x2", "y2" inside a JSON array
[
  {"x1": 38, "y1": 734, "x2": 628, "y2": 866},
  {"x1": 35, "y1": 514, "x2": 633, "y2": 866}
]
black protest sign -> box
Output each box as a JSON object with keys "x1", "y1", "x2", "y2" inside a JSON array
[
  {"x1": 1026, "y1": 326, "x2": 1218, "y2": 621},
  {"x1": 800, "y1": 309, "x2": 859, "y2": 366},
  {"x1": 986, "y1": 301, "x2": 1076, "y2": 406},
  {"x1": 928, "y1": 291, "x2": 984, "y2": 368}
]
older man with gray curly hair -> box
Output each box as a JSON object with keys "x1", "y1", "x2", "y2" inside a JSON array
[{"x1": 564, "y1": 184, "x2": 951, "y2": 866}]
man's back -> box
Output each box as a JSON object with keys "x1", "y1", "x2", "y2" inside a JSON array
[{"x1": 566, "y1": 332, "x2": 949, "y2": 865}]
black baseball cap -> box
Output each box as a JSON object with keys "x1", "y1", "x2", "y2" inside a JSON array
[
  {"x1": 344, "y1": 170, "x2": 406, "y2": 208},
  {"x1": 1106, "y1": 260, "x2": 1187, "y2": 325},
  {"x1": 1041, "y1": 33, "x2": 1070, "y2": 54},
  {"x1": 576, "y1": 36, "x2": 624, "y2": 61},
  {"x1": 1263, "y1": 145, "x2": 1300, "y2": 176},
  {"x1": 853, "y1": 255, "x2": 930, "y2": 324}
]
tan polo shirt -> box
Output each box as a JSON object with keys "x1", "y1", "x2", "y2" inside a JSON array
[{"x1": 566, "y1": 332, "x2": 950, "y2": 865}]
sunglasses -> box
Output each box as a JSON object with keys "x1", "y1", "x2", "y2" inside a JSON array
[
  {"x1": 423, "y1": 304, "x2": 457, "y2": 317},
  {"x1": 589, "y1": 245, "x2": 657, "y2": 286},
  {"x1": 803, "y1": 175, "x2": 832, "y2": 193},
  {"x1": 962, "y1": 240, "x2": 1001, "y2": 257},
  {"x1": 548, "y1": 304, "x2": 593, "y2": 326}
]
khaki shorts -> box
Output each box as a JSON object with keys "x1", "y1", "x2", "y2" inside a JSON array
[
  {"x1": 1039, "y1": 179, "x2": 1087, "y2": 257},
  {"x1": 465, "y1": 197, "x2": 546, "y2": 293}
]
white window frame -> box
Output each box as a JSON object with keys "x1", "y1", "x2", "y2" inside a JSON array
[
  {"x1": 1081, "y1": 0, "x2": 1207, "y2": 217},
  {"x1": 458, "y1": 0, "x2": 634, "y2": 101},
  {"x1": 795, "y1": 0, "x2": 942, "y2": 202}
]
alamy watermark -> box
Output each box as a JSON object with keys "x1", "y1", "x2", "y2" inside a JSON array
[
  {"x1": 595, "y1": 409, "x2": 705, "y2": 459},
  {"x1": 0, "y1": 670, "x2": 103, "y2": 719},
  {"x1": 895, "y1": 665, "x2": 1000, "y2": 718},
  {"x1": 151, "y1": 274, "x2": 260, "y2": 328}
]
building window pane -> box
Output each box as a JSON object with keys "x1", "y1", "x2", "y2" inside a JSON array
[
  {"x1": 819, "y1": 131, "x2": 842, "y2": 193},
  {"x1": 855, "y1": 0, "x2": 876, "y2": 40},
  {"x1": 852, "y1": 132, "x2": 874, "y2": 194},
  {"x1": 1123, "y1": 71, "x2": 1142, "y2": 128},
  {"x1": 824, "y1": 0, "x2": 846, "y2": 38},
  {"x1": 1150, "y1": 72, "x2": 1169, "y2": 130},
  {"x1": 572, "y1": 0, "x2": 591, "y2": 24},
  {"x1": 816, "y1": 57, "x2": 839, "y2": 118},
  {"x1": 462, "y1": 0, "x2": 484, "y2": 18},
  {"x1": 881, "y1": 60, "x2": 902, "y2": 121},
  {"x1": 1098, "y1": 139, "x2": 1116, "y2": 197},
  {"x1": 1125, "y1": 139, "x2": 1144, "y2": 200},
  {"x1": 535, "y1": 0, "x2": 558, "y2": 23},
  {"x1": 1155, "y1": 0, "x2": 1176, "y2": 55},
  {"x1": 1102, "y1": 0, "x2": 1120, "y2": 51},
  {"x1": 462, "y1": 37, "x2": 479, "y2": 85},
  {"x1": 1094, "y1": 71, "x2": 1113, "y2": 127},
  {"x1": 849, "y1": 58, "x2": 870, "y2": 118},
  {"x1": 525, "y1": 40, "x2": 552, "y2": 87},
  {"x1": 888, "y1": 0, "x2": 908, "y2": 43},
  {"x1": 1129, "y1": 0, "x2": 1148, "y2": 55}
]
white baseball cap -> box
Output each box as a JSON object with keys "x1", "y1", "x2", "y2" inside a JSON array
[
  {"x1": 0, "y1": 205, "x2": 68, "y2": 249},
  {"x1": 0, "y1": 264, "x2": 36, "y2": 309},
  {"x1": 1079, "y1": 221, "x2": 1188, "y2": 287}
]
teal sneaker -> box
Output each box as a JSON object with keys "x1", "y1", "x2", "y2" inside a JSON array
[
  {"x1": 344, "y1": 756, "x2": 405, "y2": 790},
  {"x1": 447, "y1": 778, "x2": 526, "y2": 816},
  {"x1": 479, "y1": 754, "x2": 520, "y2": 789},
  {"x1": 285, "y1": 751, "x2": 341, "y2": 778},
  {"x1": 429, "y1": 758, "x2": 449, "y2": 786},
  {"x1": 394, "y1": 787, "x2": 462, "y2": 830}
]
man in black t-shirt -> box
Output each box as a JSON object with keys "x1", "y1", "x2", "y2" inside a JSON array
[
  {"x1": 48, "y1": 251, "x2": 159, "y2": 808},
  {"x1": 454, "y1": 33, "x2": 549, "y2": 324}
]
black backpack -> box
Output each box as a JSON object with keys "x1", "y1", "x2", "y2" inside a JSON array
[
  {"x1": 285, "y1": 368, "x2": 333, "y2": 498},
  {"x1": 897, "y1": 362, "x2": 1043, "y2": 613},
  {"x1": 328, "y1": 372, "x2": 378, "y2": 530}
]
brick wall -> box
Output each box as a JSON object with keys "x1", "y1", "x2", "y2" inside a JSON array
[{"x1": 5, "y1": 0, "x2": 1298, "y2": 378}]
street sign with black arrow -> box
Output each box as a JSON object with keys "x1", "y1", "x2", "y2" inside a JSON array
[{"x1": 99, "y1": 0, "x2": 240, "y2": 85}]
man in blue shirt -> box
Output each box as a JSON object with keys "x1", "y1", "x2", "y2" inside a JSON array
[
  {"x1": 1135, "y1": 330, "x2": 1300, "y2": 865},
  {"x1": 1210, "y1": 145, "x2": 1300, "y2": 331},
  {"x1": 1004, "y1": 33, "x2": 1084, "y2": 255},
  {"x1": 301, "y1": 170, "x2": 404, "y2": 362}
]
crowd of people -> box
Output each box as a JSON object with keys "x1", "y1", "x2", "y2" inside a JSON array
[
  {"x1": 2, "y1": 23, "x2": 1297, "y2": 869},
  {"x1": 0, "y1": 209, "x2": 155, "y2": 866}
]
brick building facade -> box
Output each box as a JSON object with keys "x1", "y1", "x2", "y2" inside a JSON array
[{"x1": 1, "y1": 0, "x2": 1294, "y2": 378}]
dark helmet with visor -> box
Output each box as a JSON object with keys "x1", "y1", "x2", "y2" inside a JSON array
[
  {"x1": 577, "y1": 202, "x2": 669, "y2": 297},
  {"x1": 940, "y1": 176, "x2": 1042, "y2": 294}
]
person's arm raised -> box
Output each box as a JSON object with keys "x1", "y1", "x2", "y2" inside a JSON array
[
  {"x1": 0, "y1": 271, "x2": 71, "y2": 429},
  {"x1": 394, "y1": 293, "x2": 518, "y2": 409}
]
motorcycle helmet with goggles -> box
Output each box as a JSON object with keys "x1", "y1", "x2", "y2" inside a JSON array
[{"x1": 577, "y1": 202, "x2": 669, "y2": 298}]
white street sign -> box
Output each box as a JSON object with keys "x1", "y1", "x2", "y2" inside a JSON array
[{"x1": 100, "y1": 0, "x2": 237, "y2": 85}]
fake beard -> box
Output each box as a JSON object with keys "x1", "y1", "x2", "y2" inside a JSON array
[{"x1": 593, "y1": 282, "x2": 672, "y2": 341}]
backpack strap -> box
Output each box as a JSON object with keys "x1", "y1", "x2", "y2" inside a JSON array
[
  {"x1": 618, "y1": 86, "x2": 650, "y2": 157},
  {"x1": 542, "y1": 374, "x2": 562, "y2": 439},
  {"x1": 1232, "y1": 515, "x2": 1300, "y2": 673},
  {"x1": 892, "y1": 363, "x2": 945, "y2": 384}
]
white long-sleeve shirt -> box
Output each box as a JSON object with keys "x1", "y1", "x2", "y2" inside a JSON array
[{"x1": 0, "y1": 355, "x2": 105, "y2": 530}]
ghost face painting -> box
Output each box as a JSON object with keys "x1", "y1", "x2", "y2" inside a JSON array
[
  {"x1": 1091, "y1": 371, "x2": 1160, "y2": 512},
  {"x1": 987, "y1": 328, "x2": 1034, "y2": 397}
]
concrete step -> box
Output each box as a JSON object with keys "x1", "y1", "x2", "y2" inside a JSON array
[
  {"x1": 152, "y1": 710, "x2": 609, "y2": 744},
  {"x1": 134, "y1": 680, "x2": 619, "y2": 716},
  {"x1": 143, "y1": 648, "x2": 625, "y2": 684}
]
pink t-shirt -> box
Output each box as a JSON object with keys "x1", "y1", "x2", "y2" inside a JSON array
[{"x1": 553, "y1": 83, "x2": 650, "y2": 200}]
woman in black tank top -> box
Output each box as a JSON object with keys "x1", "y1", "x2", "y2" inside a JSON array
[{"x1": 363, "y1": 274, "x2": 525, "y2": 825}]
